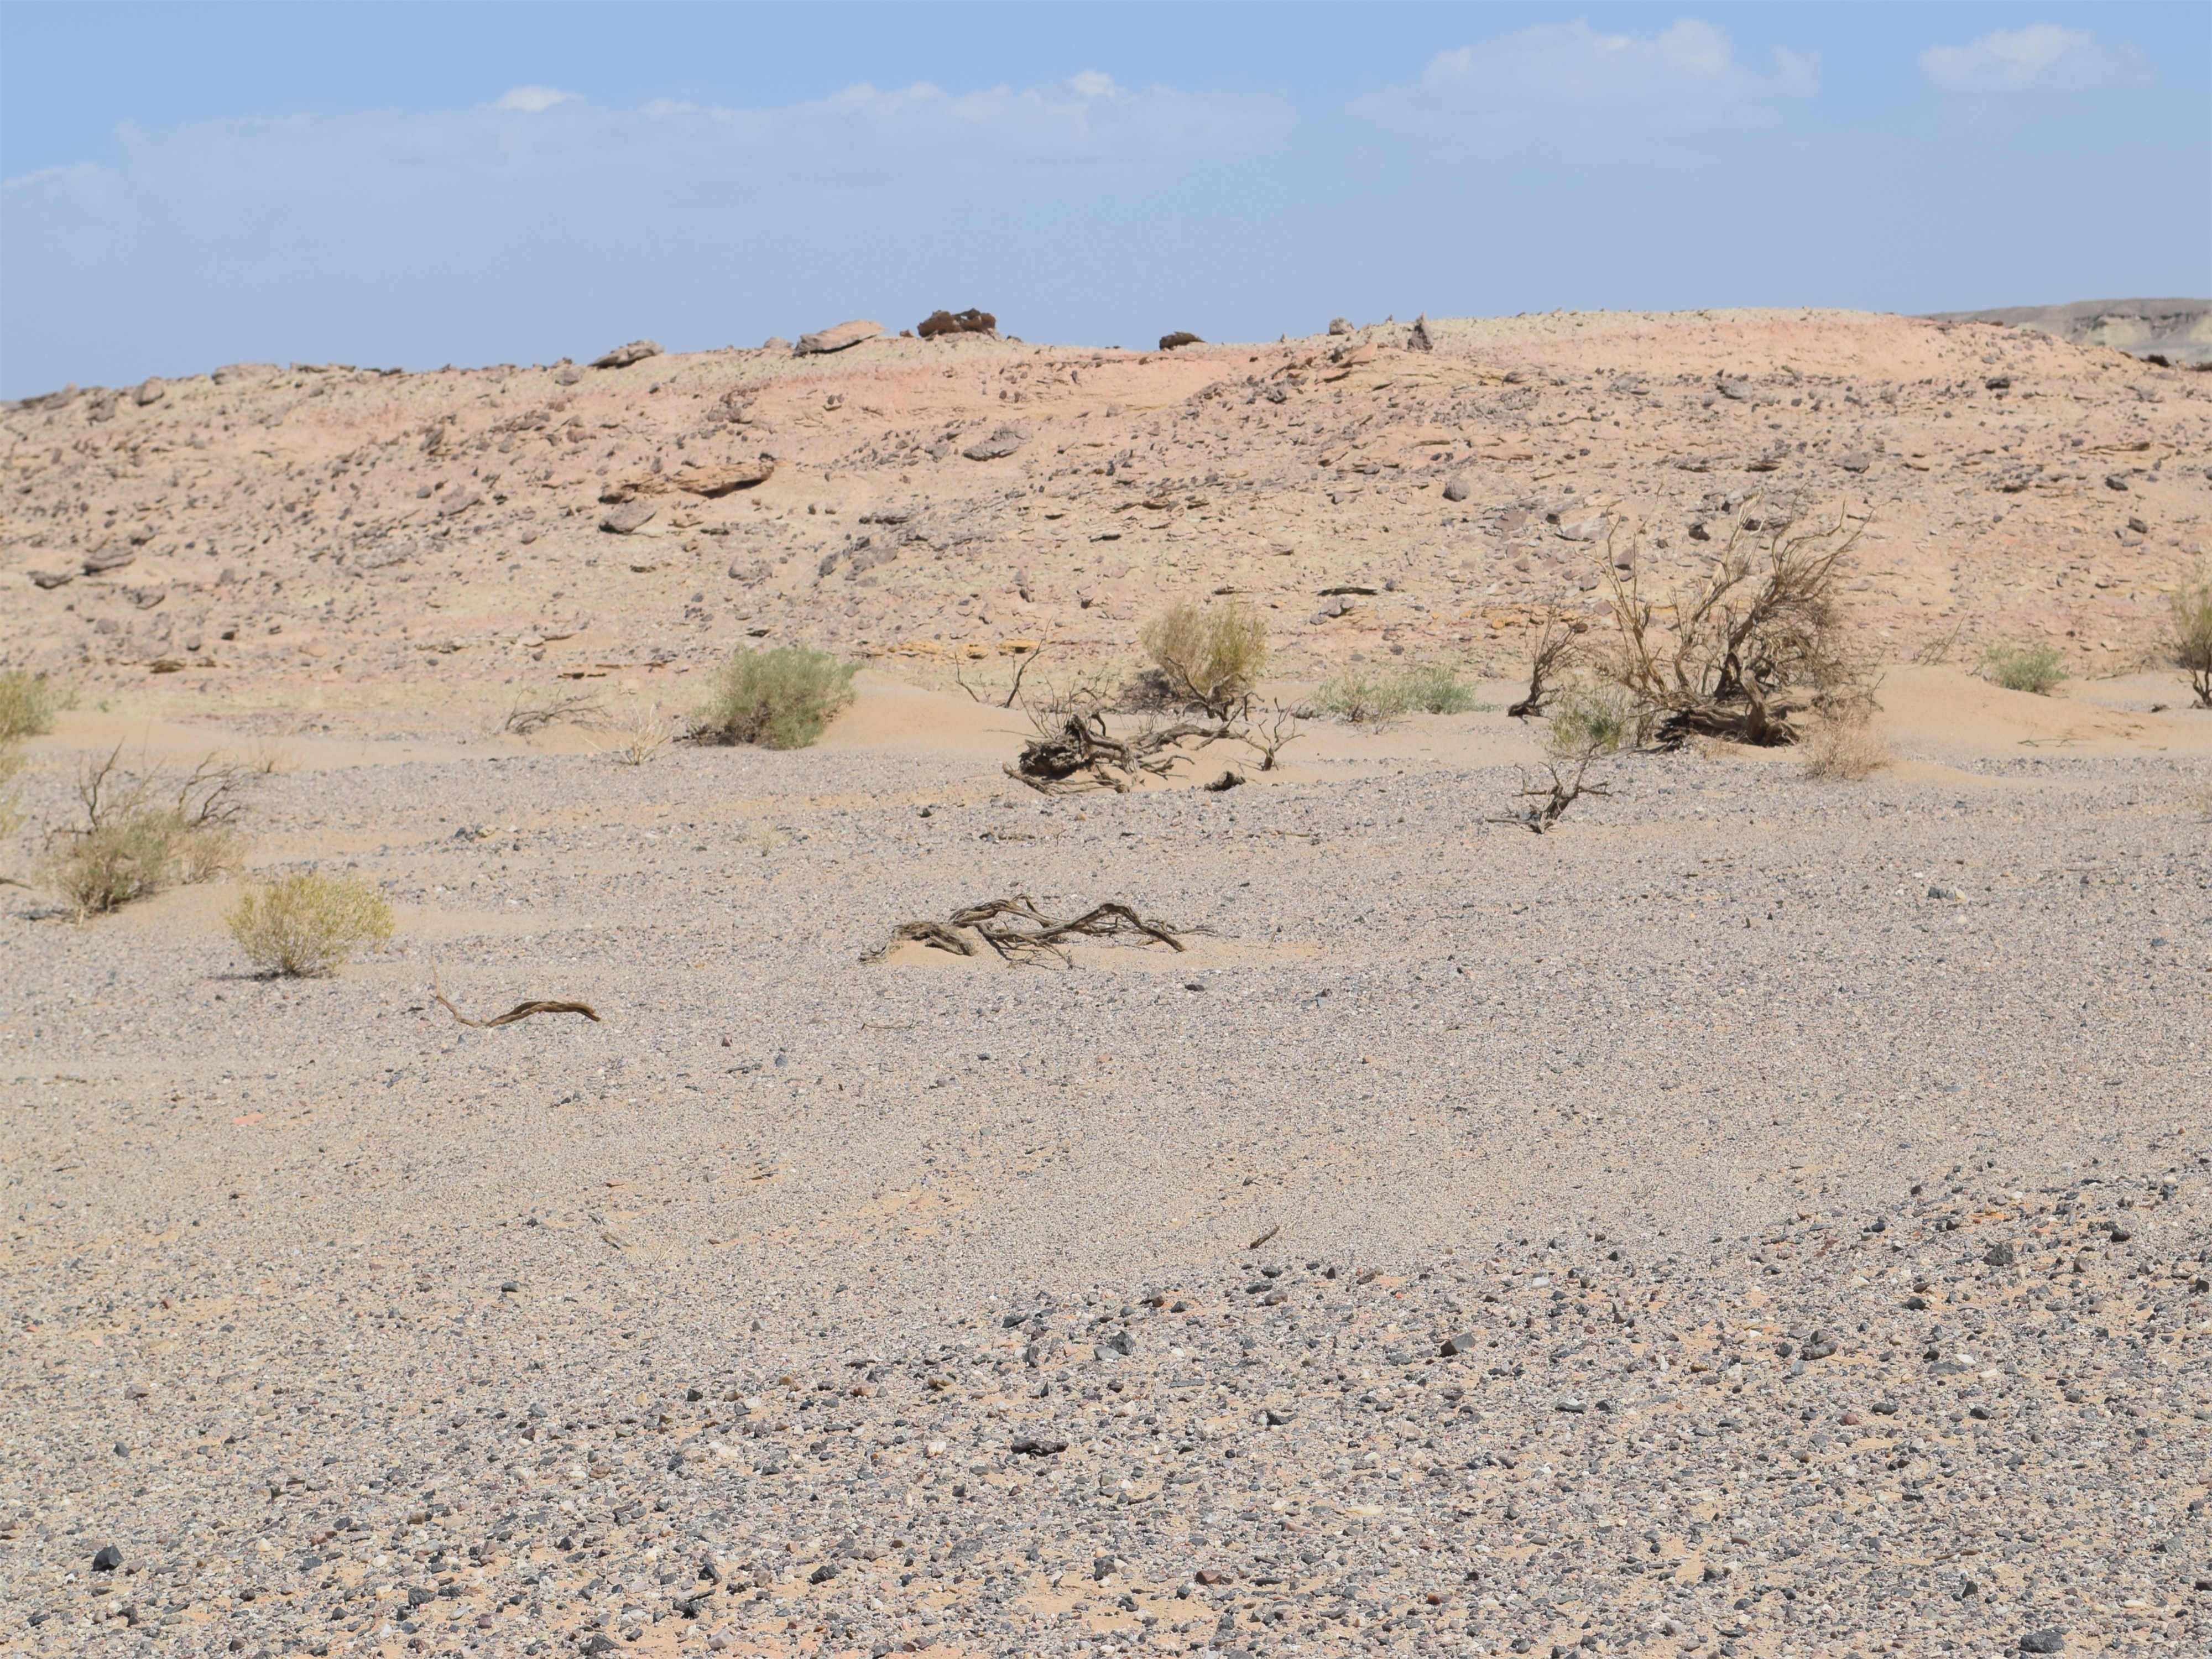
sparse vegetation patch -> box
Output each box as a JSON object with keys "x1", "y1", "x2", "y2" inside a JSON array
[
  {"x1": 43, "y1": 748, "x2": 244, "y2": 919},
  {"x1": 1981, "y1": 642, "x2": 2067, "y2": 696},
  {"x1": 1141, "y1": 599, "x2": 1266, "y2": 716},
  {"x1": 695, "y1": 646, "x2": 858, "y2": 749},
  {"x1": 226, "y1": 872, "x2": 394, "y2": 977}
]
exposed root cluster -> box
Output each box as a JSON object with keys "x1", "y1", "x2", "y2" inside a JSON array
[
  {"x1": 867, "y1": 896, "x2": 1188, "y2": 968},
  {"x1": 1005, "y1": 711, "x2": 1232, "y2": 794}
]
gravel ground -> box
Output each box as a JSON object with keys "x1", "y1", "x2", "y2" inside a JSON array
[{"x1": 3, "y1": 734, "x2": 2209, "y2": 1659}]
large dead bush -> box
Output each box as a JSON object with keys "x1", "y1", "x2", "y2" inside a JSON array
[{"x1": 1598, "y1": 497, "x2": 1867, "y2": 745}]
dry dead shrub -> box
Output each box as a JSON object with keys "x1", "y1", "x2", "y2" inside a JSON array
[
  {"x1": 1598, "y1": 497, "x2": 1867, "y2": 745},
  {"x1": 226, "y1": 872, "x2": 394, "y2": 977},
  {"x1": 592, "y1": 699, "x2": 677, "y2": 766},
  {"x1": 1141, "y1": 598, "x2": 1266, "y2": 716},
  {"x1": 1799, "y1": 700, "x2": 1891, "y2": 781},
  {"x1": 1508, "y1": 614, "x2": 1580, "y2": 718},
  {"x1": 42, "y1": 747, "x2": 244, "y2": 918},
  {"x1": 1492, "y1": 703, "x2": 1616, "y2": 834},
  {"x1": 2167, "y1": 560, "x2": 2212, "y2": 708},
  {"x1": 499, "y1": 685, "x2": 604, "y2": 735}
]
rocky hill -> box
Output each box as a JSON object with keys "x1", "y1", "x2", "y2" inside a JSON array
[{"x1": 4, "y1": 309, "x2": 2208, "y2": 727}]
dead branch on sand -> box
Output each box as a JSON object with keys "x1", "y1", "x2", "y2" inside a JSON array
[
  {"x1": 433, "y1": 972, "x2": 603, "y2": 1029},
  {"x1": 1489, "y1": 753, "x2": 1613, "y2": 835},
  {"x1": 1005, "y1": 709, "x2": 1231, "y2": 794},
  {"x1": 865, "y1": 895, "x2": 1188, "y2": 968}
]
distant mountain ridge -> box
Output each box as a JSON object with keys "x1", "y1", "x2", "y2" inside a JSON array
[{"x1": 1922, "y1": 297, "x2": 2211, "y2": 364}]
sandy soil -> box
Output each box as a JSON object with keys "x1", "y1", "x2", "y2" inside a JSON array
[{"x1": 2, "y1": 310, "x2": 2210, "y2": 1659}]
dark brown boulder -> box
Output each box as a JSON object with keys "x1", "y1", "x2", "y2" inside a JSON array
[
  {"x1": 917, "y1": 309, "x2": 998, "y2": 338},
  {"x1": 1158, "y1": 331, "x2": 1202, "y2": 351}
]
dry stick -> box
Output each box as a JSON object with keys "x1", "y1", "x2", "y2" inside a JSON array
[
  {"x1": 1000, "y1": 643, "x2": 1045, "y2": 709},
  {"x1": 432, "y1": 971, "x2": 603, "y2": 1029},
  {"x1": 1246, "y1": 1224, "x2": 1281, "y2": 1251},
  {"x1": 867, "y1": 896, "x2": 1187, "y2": 968}
]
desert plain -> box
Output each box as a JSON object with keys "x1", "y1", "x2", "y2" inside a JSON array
[{"x1": 1, "y1": 308, "x2": 2209, "y2": 1659}]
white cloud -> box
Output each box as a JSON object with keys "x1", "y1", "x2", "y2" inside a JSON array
[
  {"x1": 635, "y1": 71, "x2": 1271, "y2": 161},
  {"x1": 1919, "y1": 25, "x2": 2143, "y2": 91},
  {"x1": 2, "y1": 161, "x2": 112, "y2": 199},
  {"x1": 491, "y1": 86, "x2": 580, "y2": 113},
  {"x1": 1411, "y1": 19, "x2": 1814, "y2": 130}
]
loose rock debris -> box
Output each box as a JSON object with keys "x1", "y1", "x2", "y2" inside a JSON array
[{"x1": 867, "y1": 895, "x2": 1188, "y2": 967}]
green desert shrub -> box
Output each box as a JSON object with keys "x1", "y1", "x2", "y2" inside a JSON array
[
  {"x1": 696, "y1": 646, "x2": 858, "y2": 749},
  {"x1": 1547, "y1": 682, "x2": 1632, "y2": 758},
  {"x1": 0, "y1": 669, "x2": 60, "y2": 741},
  {"x1": 1981, "y1": 641, "x2": 2067, "y2": 696},
  {"x1": 0, "y1": 739, "x2": 25, "y2": 843},
  {"x1": 1317, "y1": 663, "x2": 1480, "y2": 722},
  {"x1": 1141, "y1": 598, "x2": 1267, "y2": 716},
  {"x1": 226, "y1": 872, "x2": 394, "y2": 976},
  {"x1": 1390, "y1": 663, "x2": 1479, "y2": 714}
]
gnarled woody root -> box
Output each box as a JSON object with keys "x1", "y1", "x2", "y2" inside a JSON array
[
  {"x1": 1005, "y1": 711, "x2": 1229, "y2": 794},
  {"x1": 865, "y1": 895, "x2": 1188, "y2": 968}
]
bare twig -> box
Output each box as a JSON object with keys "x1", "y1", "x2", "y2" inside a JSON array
[
  {"x1": 500, "y1": 687, "x2": 604, "y2": 735},
  {"x1": 1236, "y1": 698, "x2": 1304, "y2": 770},
  {"x1": 866, "y1": 895, "x2": 1188, "y2": 968},
  {"x1": 432, "y1": 971, "x2": 603, "y2": 1029},
  {"x1": 1000, "y1": 643, "x2": 1044, "y2": 709},
  {"x1": 1488, "y1": 753, "x2": 1613, "y2": 834},
  {"x1": 1507, "y1": 613, "x2": 1578, "y2": 719}
]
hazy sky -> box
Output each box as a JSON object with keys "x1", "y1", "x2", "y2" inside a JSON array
[{"x1": 3, "y1": 2, "x2": 2205, "y2": 397}]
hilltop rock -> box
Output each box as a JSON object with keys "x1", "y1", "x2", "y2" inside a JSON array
[
  {"x1": 794, "y1": 320, "x2": 883, "y2": 356},
  {"x1": 917, "y1": 308, "x2": 997, "y2": 339},
  {"x1": 591, "y1": 340, "x2": 662, "y2": 369}
]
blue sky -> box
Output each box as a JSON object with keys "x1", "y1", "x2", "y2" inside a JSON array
[{"x1": 2, "y1": 2, "x2": 2205, "y2": 396}]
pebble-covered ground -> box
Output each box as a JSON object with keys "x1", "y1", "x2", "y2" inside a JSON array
[{"x1": 3, "y1": 728, "x2": 2209, "y2": 1659}]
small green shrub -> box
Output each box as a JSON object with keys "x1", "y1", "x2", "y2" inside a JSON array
[
  {"x1": 1982, "y1": 642, "x2": 2067, "y2": 696},
  {"x1": 0, "y1": 739, "x2": 25, "y2": 843},
  {"x1": 1547, "y1": 682, "x2": 1632, "y2": 758},
  {"x1": 1141, "y1": 599, "x2": 1267, "y2": 715},
  {"x1": 226, "y1": 872, "x2": 394, "y2": 976},
  {"x1": 0, "y1": 670, "x2": 60, "y2": 740},
  {"x1": 1316, "y1": 670, "x2": 1396, "y2": 723},
  {"x1": 1317, "y1": 664, "x2": 1481, "y2": 722},
  {"x1": 696, "y1": 646, "x2": 858, "y2": 749},
  {"x1": 1392, "y1": 664, "x2": 1479, "y2": 715},
  {"x1": 2168, "y1": 561, "x2": 2212, "y2": 708}
]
